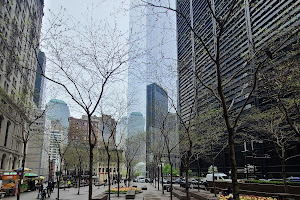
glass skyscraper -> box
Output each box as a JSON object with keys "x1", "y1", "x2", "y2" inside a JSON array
[
  {"x1": 127, "y1": 0, "x2": 177, "y2": 118},
  {"x1": 46, "y1": 99, "x2": 70, "y2": 143}
]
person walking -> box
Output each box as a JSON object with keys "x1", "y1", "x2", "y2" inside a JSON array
[
  {"x1": 46, "y1": 181, "x2": 52, "y2": 197},
  {"x1": 37, "y1": 184, "x2": 43, "y2": 199}
]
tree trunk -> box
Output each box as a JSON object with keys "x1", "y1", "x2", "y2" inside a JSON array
[
  {"x1": 170, "y1": 163, "x2": 173, "y2": 200},
  {"x1": 211, "y1": 143, "x2": 216, "y2": 197},
  {"x1": 161, "y1": 163, "x2": 164, "y2": 194},
  {"x1": 117, "y1": 151, "x2": 120, "y2": 197},
  {"x1": 154, "y1": 166, "x2": 156, "y2": 188},
  {"x1": 282, "y1": 146, "x2": 288, "y2": 193},
  {"x1": 157, "y1": 166, "x2": 160, "y2": 190},
  {"x1": 197, "y1": 158, "x2": 200, "y2": 192},
  {"x1": 185, "y1": 152, "x2": 191, "y2": 200},
  {"x1": 228, "y1": 130, "x2": 239, "y2": 200},
  {"x1": 78, "y1": 163, "x2": 81, "y2": 195},
  {"x1": 17, "y1": 140, "x2": 27, "y2": 200},
  {"x1": 88, "y1": 114, "x2": 94, "y2": 200},
  {"x1": 57, "y1": 165, "x2": 60, "y2": 200},
  {"x1": 107, "y1": 150, "x2": 111, "y2": 200}
]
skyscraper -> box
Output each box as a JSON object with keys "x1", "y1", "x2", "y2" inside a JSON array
[
  {"x1": 146, "y1": 83, "x2": 168, "y2": 172},
  {"x1": 127, "y1": 0, "x2": 177, "y2": 121},
  {"x1": 127, "y1": 0, "x2": 177, "y2": 168},
  {"x1": 26, "y1": 110, "x2": 50, "y2": 177},
  {"x1": 46, "y1": 99, "x2": 70, "y2": 143},
  {"x1": 34, "y1": 50, "x2": 47, "y2": 108},
  {"x1": 176, "y1": 0, "x2": 300, "y2": 176},
  {"x1": 177, "y1": 0, "x2": 300, "y2": 123}
]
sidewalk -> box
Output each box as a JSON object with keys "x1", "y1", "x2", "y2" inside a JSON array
[{"x1": 3, "y1": 182, "x2": 178, "y2": 200}]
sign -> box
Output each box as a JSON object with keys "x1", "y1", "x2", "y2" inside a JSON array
[{"x1": 3, "y1": 172, "x2": 17, "y2": 176}]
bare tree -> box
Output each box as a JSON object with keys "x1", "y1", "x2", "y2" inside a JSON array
[{"x1": 39, "y1": 10, "x2": 129, "y2": 200}]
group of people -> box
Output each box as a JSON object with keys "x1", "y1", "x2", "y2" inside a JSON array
[{"x1": 37, "y1": 181, "x2": 55, "y2": 199}]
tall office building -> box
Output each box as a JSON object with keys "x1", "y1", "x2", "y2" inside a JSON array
[
  {"x1": 26, "y1": 110, "x2": 50, "y2": 177},
  {"x1": 128, "y1": 0, "x2": 177, "y2": 121},
  {"x1": 146, "y1": 83, "x2": 168, "y2": 172},
  {"x1": 34, "y1": 50, "x2": 46, "y2": 108},
  {"x1": 127, "y1": 0, "x2": 177, "y2": 170},
  {"x1": 0, "y1": 0, "x2": 44, "y2": 173},
  {"x1": 46, "y1": 99, "x2": 70, "y2": 143},
  {"x1": 127, "y1": 112, "x2": 145, "y2": 138},
  {"x1": 177, "y1": 0, "x2": 300, "y2": 176},
  {"x1": 177, "y1": 0, "x2": 300, "y2": 123}
]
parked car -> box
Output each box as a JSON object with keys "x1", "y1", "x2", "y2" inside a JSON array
[
  {"x1": 174, "y1": 178, "x2": 182, "y2": 184},
  {"x1": 145, "y1": 178, "x2": 153, "y2": 183},
  {"x1": 138, "y1": 178, "x2": 146, "y2": 183},
  {"x1": 189, "y1": 178, "x2": 199, "y2": 184},
  {"x1": 160, "y1": 178, "x2": 169, "y2": 184}
]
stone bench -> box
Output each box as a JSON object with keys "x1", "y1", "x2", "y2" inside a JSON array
[
  {"x1": 173, "y1": 189, "x2": 197, "y2": 200},
  {"x1": 142, "y1": 185, "x2": 147, "y2": 190},
  {"x1": 190, "y1": 190, "x2": 219, "y2": 200},
  {"x1": 143, "y1": 193, "x2": 161, "y2": 200},
  {"x1": 93, "y1": 194, "x2": 108, "y2": 200},
  {"x1": 125, "y1": 190, "x2": 136, "y2": 199},
  {"x1": 94, "y1": 182, "x2": 103, "y2": 186}
]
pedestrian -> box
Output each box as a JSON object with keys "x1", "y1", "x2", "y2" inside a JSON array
[
  {"x1": 203, "y1": 181, "x2": 208, "y2": 191},
  {"x1": 47, "y1": 182, "x2": 52, "y2": 197},
  {"x1": 67, "y1": 180, "x2": 71, "y2": 187},
  {"x1": 51, "y1": 181, "x2": 55, "y2": 192},
  {"x1": 37, "y1": 184, "x2": 43, "y2": 199}
]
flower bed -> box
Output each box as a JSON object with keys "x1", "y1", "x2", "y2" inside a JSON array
[
  {"x1": 105, "y1": 187, "x2": 142, "y2": 194},
  {"x1": 219, "y1": 195, "x2": 277, "y2": 200}
]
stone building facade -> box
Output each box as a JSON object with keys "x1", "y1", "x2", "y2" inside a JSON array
[{"x1": 0, "y1": 0, "x2": 44, "y2": 174}]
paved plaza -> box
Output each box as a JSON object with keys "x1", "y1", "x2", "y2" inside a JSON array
[{"x1": 3, "y1": 182, "x2": 178, "y2": 200}]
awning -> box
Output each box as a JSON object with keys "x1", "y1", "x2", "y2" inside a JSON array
[{"x1": 24, "y1": 173, "x2": 38, "y2": 177}]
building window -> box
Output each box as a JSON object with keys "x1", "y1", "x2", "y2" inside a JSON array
[
  {"x1": 4, "y1": 121, "x2": 10, "y2": 146},
  {"x1": 0, "y1": 115, "x2": 3, "y2": 134},
  {"x1": 1, "y1": 154, "x2": 6, "y2": 169}
]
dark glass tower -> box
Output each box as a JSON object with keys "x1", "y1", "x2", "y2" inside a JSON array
[
  {"x1": 34, "y1": 50, "x2": 46, "y2": 108},
  {"x1": 146, "y1": 83, "x2": 168, "y2": 172}
]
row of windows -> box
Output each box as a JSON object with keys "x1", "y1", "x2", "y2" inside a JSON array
[{"x1": 98, "y1": 167, "x2": 118, "y2": 173}]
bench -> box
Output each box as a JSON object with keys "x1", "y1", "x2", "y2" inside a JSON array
[
  {"x1": 125, "y1": 190, "x2": 136, "y2": 199},
  {"x1": 173, "y1": 189, "x2": 197, "y2": 200},
  {"x1": 190, "y1": 190, "x2": 219, "y2": 200},
  {"x1": 142, "y1": 185, "x2": 147, "y2": 190},
  {"x1": 143, "y1": 193, "x2": 161, "y2": 200},
  {"x1": 93, "y1": 194, "x2": 108, "y2": 200},
  {"x1": 208, "y1": 187, "x2": 221, "y2": 194},
  {"x1": 94, "y1": 182, "x2": 102, "y2": 186}
]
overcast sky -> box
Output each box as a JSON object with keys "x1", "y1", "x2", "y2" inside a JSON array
[{"x1": 42, "y1": 0, "x2": 130, "y2": 118}]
